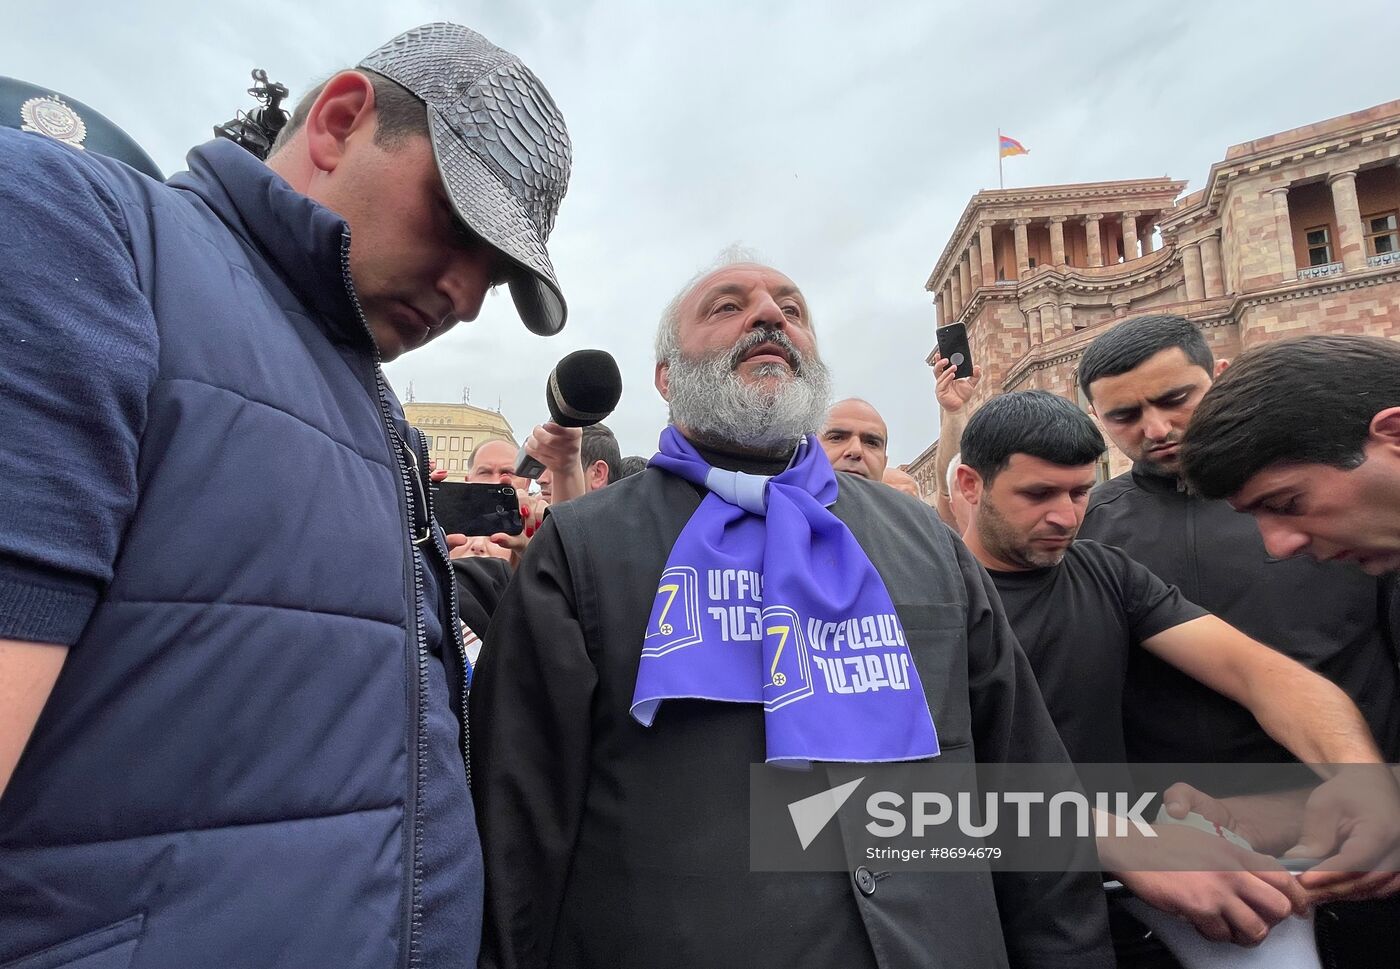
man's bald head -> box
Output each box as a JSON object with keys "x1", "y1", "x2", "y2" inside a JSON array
[
  {"x1": 467, "y1": 439, "x2": 519, "y2": 484},
  {"x1": 883, "y1": 467, "x2": 921, "y2": 500},
  {"x1": 820, "y1": 398, "x2": 889, "y2": 481}
]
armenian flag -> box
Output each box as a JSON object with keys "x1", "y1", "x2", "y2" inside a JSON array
[{"x1": 999, "y1": 134, "x2": 1029, "y2": 158}]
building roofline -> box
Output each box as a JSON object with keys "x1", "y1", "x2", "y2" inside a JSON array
[
  {"x1": 1162, "y1": 99, "x2": 1400, "y2": 232},
  {"x1": 1224, "y1": 98, "x2": 1400, "y2": 161},
  {"x1": 403, "y1": 400, "x2": 516, "y2": 436},
  {"x1": 925, "y1": 178, "x2": 1186, "y2": 291}
]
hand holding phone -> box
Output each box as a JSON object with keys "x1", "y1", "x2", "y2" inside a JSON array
[
  {"x1": 430, "y1": 482, "x2": 525, "y2": 538},
  {"x1": 935, "y1": 323, "x2": 974, "y2": 379}
]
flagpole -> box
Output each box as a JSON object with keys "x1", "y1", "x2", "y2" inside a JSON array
[{"x1": 997, "y1": 128, "x2": 1003, "y2": 189}]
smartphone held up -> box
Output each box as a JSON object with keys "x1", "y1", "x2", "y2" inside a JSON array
[
  {"x1": 430, "y1": 481, "x2": 525, "y2": 537},
  {"x1": 935, "y1": 323, "x2": 974, "y2": 379}
]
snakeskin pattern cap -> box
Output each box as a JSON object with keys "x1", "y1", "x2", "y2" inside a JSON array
[{"x1": 359, "y1": 23, "x2": 572, "y2": 336}]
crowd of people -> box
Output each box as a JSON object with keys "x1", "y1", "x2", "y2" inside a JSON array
[{"x1": 2, "y1": 19, "x2": 1399, "y2": 969}]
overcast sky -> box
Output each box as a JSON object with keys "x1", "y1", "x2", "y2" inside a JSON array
[{"x1": 8, "y1": 0, "x2": 1397, "y2": 463}]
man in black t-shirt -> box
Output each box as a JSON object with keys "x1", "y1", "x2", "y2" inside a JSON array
[
  {"x1": 956, "y1": 391, "x2": 1399, "y2": 958},
  {"x1": 1076, "y1": 315, "x2": 1400, "y2": 772},
  {"x1": 1077, "y1": 317, "x2": 1400, "y2": 967}
]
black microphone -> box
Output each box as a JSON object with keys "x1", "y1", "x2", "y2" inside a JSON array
[{"x1": 515, "y1": 350, "x2": 623, "y2": 479}]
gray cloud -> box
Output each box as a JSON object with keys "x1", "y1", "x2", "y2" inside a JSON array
[{"x1": 7, "y1": 0, "x2": 1396, "y2": 462}]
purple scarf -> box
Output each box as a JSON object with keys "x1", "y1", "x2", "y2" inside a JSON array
[{"x1": 631, "y1": 427, "x2": 940, "y2": 766}]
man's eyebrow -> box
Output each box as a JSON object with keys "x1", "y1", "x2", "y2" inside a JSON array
[
  {"x1": 698, "y1": 283, "x2": 805, "y2": 299},
  {"x1": 1101, "y1": 403, "x2": 1141, "y2": 420},
  {"x1": 1100, "y1": 384, "x2": 1196, "y2": 419},
  {"x1": 1147, "y1": 383, "x2": 1197, "y2": 405},
  {"x1": 774, "y1": 285, "x2": 808, "y2": 311},
  {"x1": 1234, "y1": 487, "x2": 1288, "y2": 514},
  {"x1": 697, "y1": 283, "x2": 748, "y2": 302}
]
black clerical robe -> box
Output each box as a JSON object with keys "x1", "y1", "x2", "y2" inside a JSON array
[{"x1": 470, "y1": 462, "x2": 1113, "y2": 969}]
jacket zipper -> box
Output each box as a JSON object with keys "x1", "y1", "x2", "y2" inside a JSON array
[
  {"x1": 1179, "y1": 479, "x2": 1202, "y2": 603},
  {"x1": 339, "y1": 232, "x2": 428, "y2": 969},
  {"x1": 410, "y1": 428, "x2": 473, "y2": 785}
]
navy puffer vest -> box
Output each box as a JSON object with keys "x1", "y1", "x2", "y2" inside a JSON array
[{"x1": 0, "y1": 139, "x2": 476, "y2": 968}]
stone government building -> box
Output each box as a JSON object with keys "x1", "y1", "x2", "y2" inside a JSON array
[
  {"x1": 907, "y1": 98, "x2": 1400, "y2": 492},
  {"x1": 403, "y1": 401, "x2": 515, "y2": 475}
]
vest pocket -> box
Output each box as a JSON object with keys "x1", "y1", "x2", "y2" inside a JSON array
[
  {"x1": 898, "y1": 602, "x2": 973, "y2": 751},
  {"x1": 0, "y1": 914, "x2": 143, "y2": 969}
]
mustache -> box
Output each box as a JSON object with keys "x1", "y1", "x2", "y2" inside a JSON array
[{"x1": 725, "y1": 329, "x2": 805, "y2": 372}]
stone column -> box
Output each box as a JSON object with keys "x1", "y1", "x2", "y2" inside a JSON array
[
  {"x1": 1013, "y1": 219, "x2": 1031, "y2": 279},
  {"x1": 1040, "y1": 301, "x2": 1060, "y2": 341},
  {"x1": 1328, "y1": 170, "x2": 1366, "y2": 271},
  {"x1": 1200, "y1": 231, "x2": 1225, "y2": 297},
  {"x1": 1059, "y1": 302, "x2": 1075, "y2": 333},
  {"x1": 978, "y1": 222, "x2": 996, "y2": 283},
  {"x1": 1182, "y1": 242, "x2": 1206, "y2": 302},
  {"x1": 1049, "y1": 217, "x2": 1067, "y2": 266},
  {"x1": 950, "y1": 272, "x2": 963, "y2": 318},
  {"x1": 959, "y1": 251, "x2": 973, "y2": 302},
  {"x1": 935, "y1": 291, "x2": 945, "y2": 327},
  {"x1": 1027, "y1": 305, "x2": 1043, "y2": 345},
  {"x1": 1121, "y1": 211, "x2": 1140, "y2": 262},
  {"x1": 1141, "y1": 218, "x2": 1155, "y2": 255},
  {"x1": 969, "y1": 236, "x2": 984, "y2": 290},
  {"x1": 1084, "y1": 215, "x2": 1103, "y2": 267},
  {"x1": 1269, "y1": 187, "x2": 1297, "y2": 280}
]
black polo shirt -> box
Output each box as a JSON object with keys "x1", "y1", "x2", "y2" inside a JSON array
[
  {"x1": 987, "y1": 540, "x2": 1207, "y2": 764},
  {"x1": 1081, "y1": 465, "x2": 1400, "y2": 766}
]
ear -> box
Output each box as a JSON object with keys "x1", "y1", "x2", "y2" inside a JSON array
[
  {"x1": 1213, "y1": 358, "x2": 1231, "y2": 378},
  {"x1": 655, "y1": 360, "x2": 671, "y2": 401},
  {"x1": 954, "y1": 464, "x2": 983, "y2": 507},
  {"x1": 303, "y1": 70, "x2": 378, "y2": 174},
  {"x1": 1368, "y1": 407, "x2": 1400, "y2": 453},
  {"x1": 587, "y1": 459, "x2": 608, "y2": 489}
]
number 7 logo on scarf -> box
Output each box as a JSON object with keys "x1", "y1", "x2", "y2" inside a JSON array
[
  {"x1": 763, "y1": 606, "x2": 815, "y2": 711},
  {"x1": 643, "y1": 566, "x2": 704, "y2": 656}
]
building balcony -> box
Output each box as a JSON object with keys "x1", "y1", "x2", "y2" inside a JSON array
[
  {"x1": 1298, "y1": 261, "x2": 1344, "y2": 280},
  {"x1": 1367, "y1": 251, "x2": 1400, "y2": 269}
]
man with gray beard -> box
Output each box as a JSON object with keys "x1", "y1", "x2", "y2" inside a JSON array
[{"x1": 470, "y1": 257, "x2": 1115, "y2": 969}]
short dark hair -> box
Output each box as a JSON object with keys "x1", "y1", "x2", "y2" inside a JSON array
[
  {"x1": 581, "y1": 423, "x2": 623, "y2": 485},
  {"x1": 1181, "y1": 335, "x2": 1400, "y2": 499},
  {"x1": 270, "y1": 69, "x2": 428, "y2": 154},
  {"x1": 960, "y1": 391, "x2": 1106, "y2": 484},
  {"x1": 1077, "y1": 315, "x2": 1214, "y2": 402},
  {"x1": 618, "y1": 455, "x2": 648, "y2": 479}
]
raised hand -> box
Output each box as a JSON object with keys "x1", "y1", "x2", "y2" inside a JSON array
[{"x1": 932, "y1": 350, "x2": 982, "y2": 414}]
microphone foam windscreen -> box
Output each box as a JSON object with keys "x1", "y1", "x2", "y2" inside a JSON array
[{"x1": 545, "y1": 349, "x2": 623, "y2": 428}]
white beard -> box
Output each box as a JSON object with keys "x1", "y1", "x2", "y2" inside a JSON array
[
  {"x1": 665, "y1": 331, "x2": 832, "y2": 456},
  {"x1": 663, "y1": 331, "x2": 828, "y2": 456}
]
